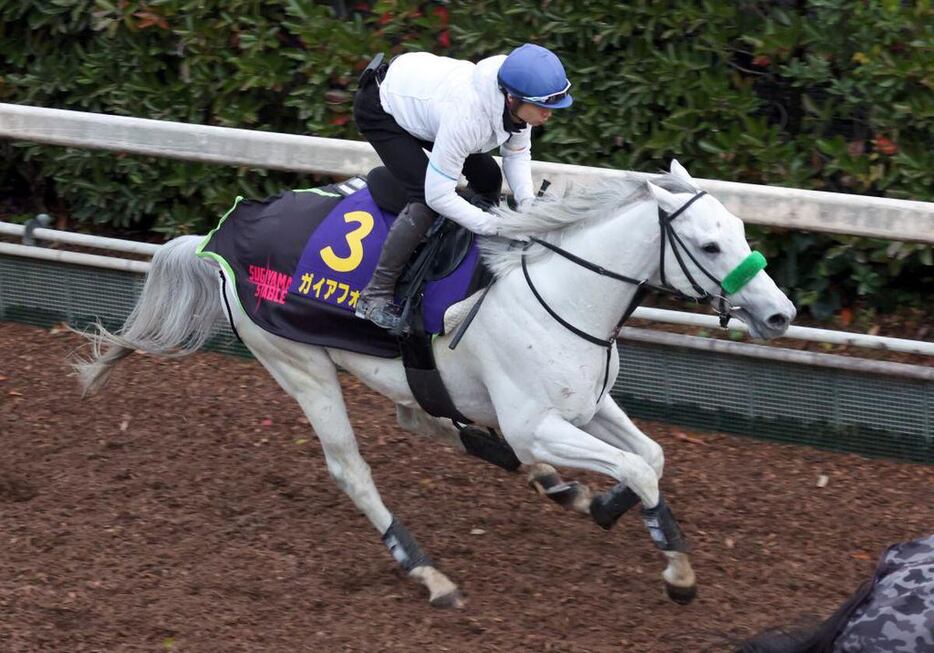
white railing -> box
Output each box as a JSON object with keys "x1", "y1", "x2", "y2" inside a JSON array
[
  {"x1": 3, "y1": 220, "x2": 932, "y2": 362},
  {"x1": 2, "y1": 103, "x2": 933, "y2": 243},
  {"x1": 0, "y1": 104, "x2": 931, "y2": 374}
]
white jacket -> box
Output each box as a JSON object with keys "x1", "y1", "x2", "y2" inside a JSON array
[{"x1": 379, "y1": 52, "x2": 535, "y2": 235}]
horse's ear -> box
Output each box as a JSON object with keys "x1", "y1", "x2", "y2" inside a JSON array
[
  {"x1": 669, "y1": 159, "x2": 697, "y2": 187},
  {"x1": 646, "y1": 180, "x2": 680, "y2": 210}
]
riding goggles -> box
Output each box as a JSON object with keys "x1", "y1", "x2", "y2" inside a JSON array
[{"x1": 520, "y1": 80, "x2": 572, "y2": 105}]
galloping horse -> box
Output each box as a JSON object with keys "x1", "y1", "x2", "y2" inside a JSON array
[{"x1": 74, "y1": 160, "x2": 795, "y2": 608}]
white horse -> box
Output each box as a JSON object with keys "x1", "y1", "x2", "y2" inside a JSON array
[{"x1": 74, "y1": 160, "x2": 795, "y2": 608}]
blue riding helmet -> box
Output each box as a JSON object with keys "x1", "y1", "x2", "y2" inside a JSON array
[{"x1": 497, "y1": 43, "x2": 573, "y2": 109}]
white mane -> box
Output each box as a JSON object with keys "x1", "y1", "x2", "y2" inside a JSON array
[{"x1": 478, "y1": 171, "x2": 697, "y2": 278}]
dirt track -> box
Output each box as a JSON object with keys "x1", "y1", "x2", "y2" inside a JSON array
[{"x1": 1, "y1": 321, "x2": 931, "y2": 652}]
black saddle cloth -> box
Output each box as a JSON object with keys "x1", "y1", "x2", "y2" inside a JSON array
[{"x1": 197, "y1": 178, "x2": 491, "y2": 356}]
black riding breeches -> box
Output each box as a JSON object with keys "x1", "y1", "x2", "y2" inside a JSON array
[{"x1": 353, "y1": 74, "x2": 502, "y2": 205}]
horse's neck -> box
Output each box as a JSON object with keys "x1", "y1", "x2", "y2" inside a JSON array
[{"x1": 521, "y1": 201, "x2": 660, "y2": 339}]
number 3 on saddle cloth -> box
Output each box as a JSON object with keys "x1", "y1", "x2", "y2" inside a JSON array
[{"x1": 197, "y1": 179, "x2": 492, "y2": 360}]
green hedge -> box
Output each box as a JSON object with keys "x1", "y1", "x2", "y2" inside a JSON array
[{"x1": 1, "y1": 0, "x2": 931, "y2": 317}]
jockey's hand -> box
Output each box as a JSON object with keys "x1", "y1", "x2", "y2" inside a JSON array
[{"x1": 505, "y1": 195, "x2": 536, "y2": 212}]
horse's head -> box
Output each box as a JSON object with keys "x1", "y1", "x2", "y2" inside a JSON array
[{"x1": 645, "y1": 160, "x2": 795, "y2": 339}]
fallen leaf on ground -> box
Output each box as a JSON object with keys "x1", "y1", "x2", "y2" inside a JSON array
[{"x1": 673, "y1": 431, "x2": 705, "y2": 445}]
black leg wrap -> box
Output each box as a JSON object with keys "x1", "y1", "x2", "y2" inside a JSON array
[
  {"x1": 589, "y1": 483, "x2": 641, "y2": 530},
  {"x1": 382, "y1": 517, "x2": 434, "y2": 573},
  {"x1": 641, "y1": 494, "x2": 689, "y2": 552},
  {"x1": 459, "y1": 427, "x2": 521, "y2": 472}
]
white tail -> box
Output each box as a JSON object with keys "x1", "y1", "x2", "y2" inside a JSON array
[{"x1": 71, "y1": 235, "x2": 223, "y2": 396}]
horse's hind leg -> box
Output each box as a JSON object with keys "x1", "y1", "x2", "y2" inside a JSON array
[
  {"x1": 394, "y1": 404, "x2": 462, "y2": 447},
  {"x1": 244, "y1": 335, "x2": 463, "y2": 608},
  {"x1": 526, "y1": 463, "x2": 593, "y2": 515},
  {"x1": 395, "y1": 405, "x2": 521, "y2": 471},
  {"x1": 395, "y1": 405, "x2": 592, "y2": 510}
]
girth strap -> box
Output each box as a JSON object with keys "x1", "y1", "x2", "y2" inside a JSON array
[{"x1": 401, "y1": 332, "x2": 472, "y2": 424}]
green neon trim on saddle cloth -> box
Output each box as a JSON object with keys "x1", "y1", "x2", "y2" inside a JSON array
[
  {"x1": 297, "y1": 188, "x2": 341, "y2": 197},
  {"x1": 721, "y1": 250, "x2": 767, "y2": 295},
  {"x1": 194, "y1": 189, "x2": 341, "y2": 317},
  {"x1": 196, "y1": 195, "x2": 247, "y2": 315}
]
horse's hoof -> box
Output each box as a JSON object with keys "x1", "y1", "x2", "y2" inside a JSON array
[
  {"x1": 527, "y1": 463, "x2": 561, "y2": 494},
  {"x1": 430, "y1": 588, "x2": 466, "y2": 609},
  {"x1": 665, "y1": 582, "x2": 697, "y2": 605}
]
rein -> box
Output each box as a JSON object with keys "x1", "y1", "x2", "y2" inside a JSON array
[{"x1": 520, "y1": 190, "x2": 766, "y2": 399}]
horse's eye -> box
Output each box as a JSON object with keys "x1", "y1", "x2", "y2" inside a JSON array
[{"x1": 702, "y1": 243, "x2": 721, "y2": 254}]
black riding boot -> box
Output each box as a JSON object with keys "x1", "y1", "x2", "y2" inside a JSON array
[{"x1": 355, "y1": 201, "x2": 437, "y2": 329}]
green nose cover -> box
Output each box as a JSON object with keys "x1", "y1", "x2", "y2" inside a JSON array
[{"x1": 721, "y1": 251, "x2": 767, "y2": 295}]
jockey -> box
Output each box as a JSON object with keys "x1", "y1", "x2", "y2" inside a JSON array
[{"x1": 352, "y1": 43, "x2": 574, "y2": 330}]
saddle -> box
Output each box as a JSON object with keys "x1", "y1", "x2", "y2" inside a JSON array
[
  {"x1": 366, "y1": 167, "x2": 494, "y2": 422},
  {"x1": 393, "y1": 218, "x2": 481, "y2": 337},
  {"x1": 365, "y1": 165, "x2": 492, "y2": 339}
]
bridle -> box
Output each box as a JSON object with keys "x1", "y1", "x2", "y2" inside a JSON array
[{"x1": 520, "y1": 190, "x2": 766, "y2": 398}]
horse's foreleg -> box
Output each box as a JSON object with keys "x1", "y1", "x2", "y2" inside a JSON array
[
  {"x1": 511, "y1": 413, "x2": 661, "y2": 510},
  {"x1": 584, "y1": 395, "x2": 665, "y2": 478},
  {"x1": 581, "y1": 397, "x2": 696, "y2": 604},
  {"x1": 581, "y1": 394, "x2": 668, "y2": 527},
  {"x1": 505, "y1": 413, "x2": 696, "y2": 604},
  {"x1": 245, "y1": 338, "x2": 463, "y2": 608}
]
